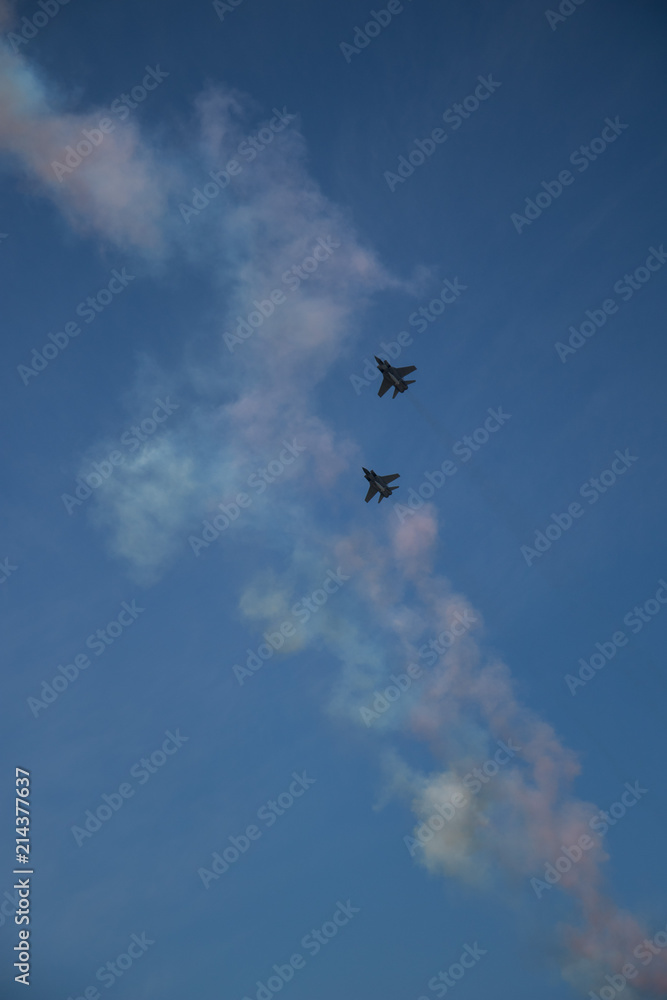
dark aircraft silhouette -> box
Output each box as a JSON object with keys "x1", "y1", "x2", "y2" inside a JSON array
[
  {"x1": 376, "y1": 357, "x2": 417, "y2": 398},
  {"x1": 362, "y1": 467, "x2": 400, "y2": 503}
]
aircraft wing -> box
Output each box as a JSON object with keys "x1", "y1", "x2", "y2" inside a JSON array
[
  {"x1": 378, "y1": 376, "x2": 393, "y2": 397},
  {"x1": 382, "y1": 474, "x2": 400, "y2": 484},
  {"x1": 365, "y1": 483, "x2": 378, "y2": 503},
  {"x1": 395, "y1": 365, "x2": 417, "y2": 377}
]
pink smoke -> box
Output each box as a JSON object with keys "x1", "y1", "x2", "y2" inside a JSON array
[{"x1": 0, "y1": 41, "x2": 170, "y2": 250}]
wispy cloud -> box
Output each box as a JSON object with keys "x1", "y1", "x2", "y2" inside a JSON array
[{"x1": 0, "y1": 27, "x2": 172, "y2": 251}]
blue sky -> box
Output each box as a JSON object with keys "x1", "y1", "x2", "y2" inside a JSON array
[{"x1": 2, "y1": 0, "x2": 667, "y2": 997}]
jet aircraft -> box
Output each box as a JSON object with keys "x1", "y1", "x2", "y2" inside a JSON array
[
  {"x1": 362, "y1": 467, "x2": 400, "y2": 503},
  {"x1": 376, "y1": 357, "x2": 417, "y2": 398}
]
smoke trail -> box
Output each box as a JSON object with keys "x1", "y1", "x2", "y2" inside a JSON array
[
  {"x1": 0, "y1": 16, "x2": 172, "y2": 251},
  {"x1": 4, "y1": 33, "x2": 665, "y2": 995}
]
